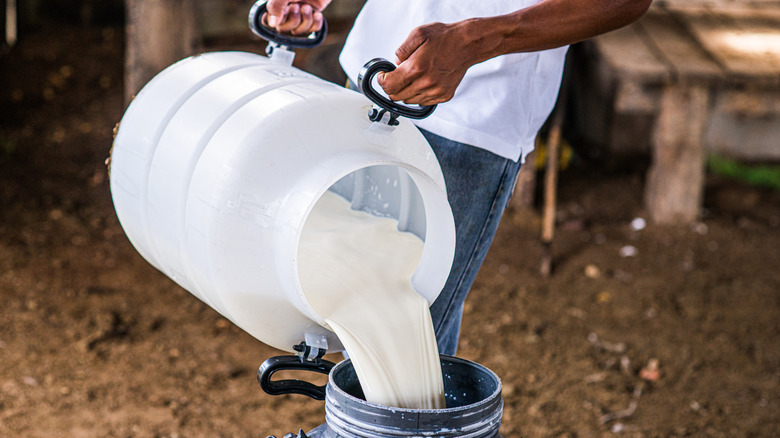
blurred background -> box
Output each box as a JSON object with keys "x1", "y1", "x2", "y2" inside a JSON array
[{"x1": 1, "y1": 0, "x2": 778, "y2": 436}]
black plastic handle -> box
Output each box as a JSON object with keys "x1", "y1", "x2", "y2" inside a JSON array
[
  {"x1": 248, "y1": 1, "x2": 328, "y2": 49},
  {"x1": 358, "y1": 58, "x2": 437, "y2": 120},
  {"x1": 257, "y1": 355, "x2": 335, "y2": 401}
]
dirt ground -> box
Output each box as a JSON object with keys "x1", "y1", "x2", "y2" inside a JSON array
[{"x1": 1, "y1": 22, "x2": 778, "y2": 438}]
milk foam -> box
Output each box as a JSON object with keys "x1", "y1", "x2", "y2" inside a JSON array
[{"x1": 298, "y1": 190, "x2": 445, "y2": 409}]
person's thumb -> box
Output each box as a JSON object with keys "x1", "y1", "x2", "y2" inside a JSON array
[{"x1": 394, "y1": 26, "x2": 426, "y2": 64}]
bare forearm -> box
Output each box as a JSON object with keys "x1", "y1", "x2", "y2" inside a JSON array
[
  {"x1": 465, "y1": 0, "x2": 653, "y2": 64},
  {"x1": 382, "y1": 0, "x2": 652, "y2": 104}
]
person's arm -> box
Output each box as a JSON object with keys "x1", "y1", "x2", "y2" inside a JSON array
[
  {"x1": 379, "y1": 0, "x2": 653, "y2": 106},
  {"x1": 265, "y1": 0, "x2": 331, "y2": 35}
]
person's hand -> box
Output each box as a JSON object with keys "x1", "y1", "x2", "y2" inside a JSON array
[
  {"x1": 377, "y1": 21, "x2": 486, "y2": 106},
  {"x1": 265, "y1": 0, "x2": 331, "y2": 36}
]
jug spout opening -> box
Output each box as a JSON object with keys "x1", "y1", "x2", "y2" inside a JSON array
[{"x1": 296, "y1": 163, "x2": 455, "y2": 308}]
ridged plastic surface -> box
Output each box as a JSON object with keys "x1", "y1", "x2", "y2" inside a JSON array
[{"x1": 110, "y1": 52, "x2": 455, "y2": 353}]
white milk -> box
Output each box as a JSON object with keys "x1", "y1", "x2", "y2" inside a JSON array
[{"x1": 298, "y1": 190, "x2": 446, "y2": 409}]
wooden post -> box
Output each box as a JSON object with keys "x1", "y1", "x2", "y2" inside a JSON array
[
  {"x1": 5, "y1": 0, "x2": 17, "y2": 47},
  {"x1": 540, "y1": 109, "x2": 563, "y2": 277},
  {"x1": 124, "y1": 0, "x2": 198, "y2": 105},
  {"x1": 645, "y1": 85, "x2": 709, "y2": 224},
  {"x1": 511, "y1": 150, "x2": 536, "y2": 210}
]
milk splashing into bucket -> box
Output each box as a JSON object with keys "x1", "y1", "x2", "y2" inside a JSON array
[{"x1": 298, "y1": 190, "x2": 445, "y2": 409}]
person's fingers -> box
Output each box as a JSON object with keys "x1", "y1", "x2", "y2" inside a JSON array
[
  {"x1": 311, "y1": 12, "x2": 324, "y2": 32},
  {"x1": 378, "y1": 63, "x2": 420, "y2": 98},
  {"x1": 383, "y1": 75, "x2": 451, "y2": 106},
  {"x1": 404, "y1": 90, "x2": 447, "y2": 106},
  {"x1": 387, "y1": 86, "x2": 437, "y2": 106},
  {"x1": 292, "y1": 3, "x2": 315, "y2": 35},
  {"x1": 394, "y1": 89, "x2": 430, "y2": 105},
  {"x1": 276, "y1": 3, "x2": 302, "y2": 33},
  {"x1": 380, "y1": 68, "x2": 450, "y2": 105}
]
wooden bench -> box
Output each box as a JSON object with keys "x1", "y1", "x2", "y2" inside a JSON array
[{"x1": 575, "y1": 2, "x2": 780, "y2": 224}]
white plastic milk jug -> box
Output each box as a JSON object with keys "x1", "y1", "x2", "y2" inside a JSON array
[{"x1": 109, "y1": 3, "x2": 456, "y2": 356}]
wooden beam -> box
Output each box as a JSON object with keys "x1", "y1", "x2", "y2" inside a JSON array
[
  {"x1": 678, "y1": 7, "x2": 780, "y2": 86},
  {"x1": 636, "y1": 8, "x2": 725, "y2": 85},
  {"x1": 591, "y1": 23, "x2": 671, "y2": 85}
]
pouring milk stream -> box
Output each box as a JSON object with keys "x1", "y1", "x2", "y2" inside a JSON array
[{"x1": 299, "y1": 190, "x2": 445, "y2": 409}]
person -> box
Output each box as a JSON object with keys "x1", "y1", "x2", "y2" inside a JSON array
[{"x1": 265, "y1": 0, "x2": 651, "y2": 355}]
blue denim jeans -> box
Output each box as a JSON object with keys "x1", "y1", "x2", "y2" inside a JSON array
[{"x1": 420, "y1": 129, "x2": 523, "y2": 355}]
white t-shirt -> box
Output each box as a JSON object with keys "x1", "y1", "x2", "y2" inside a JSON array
[{"x1": 339, "y1": 0, "x2": 568, "y2": 162}]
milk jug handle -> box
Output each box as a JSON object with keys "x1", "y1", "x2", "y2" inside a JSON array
[
  {"x1": 248, "y1": 1, "x2": 328, "y2": 49},
  {"x1": 358, "y1": 58, "x2": 437, "y2": 121},
  {"x1": 258, "y1": 355, "x2": 335, "y2": 400}
]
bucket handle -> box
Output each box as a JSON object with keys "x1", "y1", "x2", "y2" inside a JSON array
[
  {"x1": 248, "y1": 1, "x2": 328, "y2": 49},
  {"x1": 258, "y1": 355, "x2": 336, "y2": 401},
  {"x1": 358, "y1": 58, "x2": 437, "y2": 124}
]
